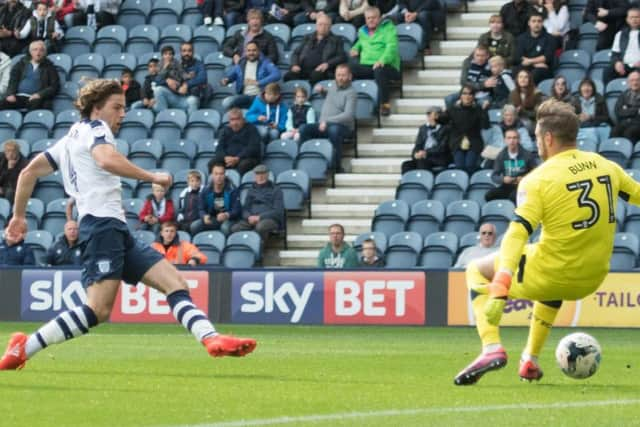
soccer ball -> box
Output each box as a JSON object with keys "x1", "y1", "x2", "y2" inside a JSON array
[{"x1": 555, "y1": 332, "x2": 602, "y2": 379}]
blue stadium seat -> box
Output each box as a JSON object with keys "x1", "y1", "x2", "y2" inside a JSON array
[
  {"x1": 420, "y1": 231, "x2": 458, "y2": 268},
  {"x1": 395, "y1": 170, "x2": 434, "y2": 207},
  {"x1": 70, "y1": 53, "x2": 105, "y2": 82},
  {"x1": 0, "y1": 198, "x2": 10, "y2": 229},
  {"x1": 149, "y1": 0, "x2": 184, "y2": 28},
  {"x1": 276, "y1": 169, "x2": 310, "y2": 216},
  {"x1": 133, "y1": 229, "x2": 156, "y2": 245},
  {"x1": 62, "y1": 26, "x2": 95, "y2": 56},
  {"x1": 53, "y1": 110, "x2": 80, "y2": 139},
  {"x1": 120, "y1": 177, "x2": 137, "y2": 200},
  {"x1": 33, "y1": 171, "x2": 66, "y2": 206},
  {"x1": 431, "y1": 169, "x2": 469, "y2": 206},
  {"x1": 193, "y1": 139, "x2": 217, "y2": 172},
  {"x1": 123, "y1": 198, "x2": 144, "y2": 230},
  {"x1": 353, "y1": 79, "x2": 379, "y2": 124},
  {"x1": 466, "y1": 170, "x2": 497, "y2": 206},
  {"x1": 152, "y1": 109, "x2": 187, "y2": 142},
  {"x1": 53, "y1": 81, "x2": 79, "y2": 114},
  {"x1": 384, "y1": 231, "x2": 422, "y2": 268},
  {"x1": 577, "y1": 22, "x2": 598, "y2": 53},
  {"x1": 94, "y1": 25, "x2": 128, "y2": 58},
  {"x1": 488, "y1": 108, "x2": 502, "y2": 125},
  {"x1": 353, "y1": 231, "x2": 387, "y2": 257},
  {"x1": 598, "y1": 137, "x2": 632, "y2": 168},
  {"x1": 0, "y1": 110, "x2": 21, "y2": 142},
  {"x1": 480, "y1": 199, "x2": 515, "y2": 236},
  {"x1": 118, "y1": 109, "x2": 154, "y2": 143},
  {"x1": 225, "y1": 23, "x2": 247, "y2": 38},
  {"x1": 204, "y1": 52, "x2": 233, "y2": 89},
  {"x1": 193, "y1": 25, "x2": 225, "y2": 57},
  {"x1": 264, "y1": 23, "x2": 291, "y2": 57},
  {"x1": 611, "y1": 232, "x2": 639, "y2": 270},
  {"x1": 280, "y1": 80, "x2": 312, "y2": 106},
  {"x1": 117, "y1": 0, "x2": 152, "y2": 29},
  {"x1": 589, "y1": 49, "x2": 612, "y2": 82},
  {"x1": 537, "y1": 78, "x2": 553, "y2": 97},
  {"x1": 48, "y1": 53, "x2": 72, "y2": 82},
  {"x1": 265, "y1": 139, "x2": 298, "y2": 178},
  {"x1": 41, "y1": 198, "x2": 71, "y2": 236},
  {"x1": 181, "y1": 0, "x2": 204, "y2": 27},
  {"x1": 554, "y1": 67, "x2": 587, "y2": 88},
  {"x1": 160, "y1": 139, "x2": 197, "y2": 172},
  {"x1": 624, "y1": 203, "x2": 640, "y2": 236},
  {"x1": 606, "y1": 78, "x2": 628, "y2": 125},
  {"x1": 576, "y1": 134, "x2": 599, "y2": 152},
  {"x1": 129, "y1": 139, "x2": 162, "y2": 169},
  {"x1": 26, "y1": 198, "x2": 45, "y2": 230},
  {"x1": 459, "y1": 231, "x2": 481, "y2": 253},
  {"x1": 371, "y1": 199, "x2": 409, "y2": 239},
  {"x1": 25, "y1": 230, "x2": 53, "y2": 266},
  {"x1": 289, "y1": 23, "x2": 316, "y2": 52},
  {"x1": 295, "y1": 139, "x2": 333, "y2": 182},
  {"x1": 396, "y1": 23, "x2": 424, "y2": 69},
  {"x1": 225, "y1": 168, "x2": 240, "y2": 188},
  {"x1": 184, "y1": 109, "x2": 220, "y2": 142},
  {"x1": 331, "y1": 23, "x2": 356, "y2": 52},
  {"x1": 126, "y1": 25, "x2": 160, "y2": 57},
  {"x1": 103, "y1": 53, "x2": 137, "y2": 80},
  {"x1": 193, "y1": 230, "x2": 226, "y2": 265},
  {"x1": 407, "y1": 199, "x2": 444, "y2": 237},
  {"x1": 31, "y1": 139, "x2": 57, "y2": 159},
  {"x1": 159, "y1": 24, "x2": 192, "y2": 55},
  {"x1": 18, "y1": 110, "x2": 54, "y2": 142},
  {"x1": 114, "y1": 138, "x2": 130, "y2": 157},
  {"x1": 222, "y1": 231, "x2": 261, "y2": 268},
  {"x1": 443, "y1": 200, "x2": 480, "y2": 239},
  {"x1": 559, "y1": 49, "x2": 591, "y2": 70},
  {"x1": 277, "y1": 50, "x2": 293, "y2": 74}
]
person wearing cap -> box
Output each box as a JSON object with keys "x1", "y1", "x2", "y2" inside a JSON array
[
  {"x1": 400, "y1": 106, "x2": 451, "y2": 175},
  {"x1": 230, "y1": 164, "x2": 284, "y2": 243}
]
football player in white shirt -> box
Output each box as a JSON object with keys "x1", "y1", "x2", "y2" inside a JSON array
[{"x1": 0, "y1": 79, "x2": 256, "y2": 370}]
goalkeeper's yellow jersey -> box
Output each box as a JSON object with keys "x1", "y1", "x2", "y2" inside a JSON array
[{"x1": 499, "y1": 148, "x2": 640, "y2": 298}]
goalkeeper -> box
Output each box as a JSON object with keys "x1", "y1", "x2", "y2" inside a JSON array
[{"x1": 455, "y1": 99, "x2": 640, "y2": 385}]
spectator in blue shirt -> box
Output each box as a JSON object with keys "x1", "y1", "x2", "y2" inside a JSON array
[{"x1": 0, "y1": 227, "x2": 35, "y2": 266}]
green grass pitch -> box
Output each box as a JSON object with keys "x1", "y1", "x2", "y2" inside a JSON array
[{"x1": 0, "y1": 322, "x2": 638, "y2": 427}]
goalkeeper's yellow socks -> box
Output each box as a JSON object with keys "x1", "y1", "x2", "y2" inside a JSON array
[
  {"x1": 466, "y1": 260, "x2": 501, "y2": 350},
  {"x1": 524, "y1": 301, "x2": 561, "y2": 358}
]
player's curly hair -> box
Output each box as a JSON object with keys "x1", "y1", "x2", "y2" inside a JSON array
[
  {"x1": 536, "y1": 98, "x2": 579, "y2": 146},
  {"x1": 75, "y1": 79, "x2": 124, "y2": 119}
]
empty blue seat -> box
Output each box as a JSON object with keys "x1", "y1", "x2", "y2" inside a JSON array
[
  {"x1": 160, "y1": 139, "x2": 196, "y2": 172},
  {"x1": 276, "y1": 169, "x2": 310, "y2": 214},
  {"x1": 94, "y1": 25, "x2": 128, "y2": 58},
  {"x1": 129, "y1": 139, "x2": 162, "y2": 169},
  {"x1": 407, "y1": 199, "x2": 444, "y2": 237},
  {"x1": 371, "y1": 199, "x2": 409, "y2": 239},
  {"x1": 443, "y1": 200, "x2": 480, "y2": 239},
  {"x1": 459, "y1": 231, "x2": 481, "y2": 253},
  {"x1": 181, "y1": 0, "x2": 204, "y2": 27},
  {"x1": 25, "y1": 230, "x2": 53, "y2": 266},
  {"x1": 133, "y1": 229, "x2": 156, "y2": 245},
  {"x1": 62, "y1": 26, "x2": 95, "y2": 56},
  {"x1": 395, "y1": 170, "x2": 434, "y2": 207},
  {"x1": 31, "y1": 139, "x2": 57, "y2": 158},
  {"x1": 193, "y1": 230, "x2": 226, "y2": 265},
  {"x1": 127, "y1": 25, "x2": 160, "y2": 57},
  {"x1": 265, "y1": 139, "x2": 298, "y2": 178},
  {"x1": 598, "y1": 137, "x2": 632, "y2": 168},
  {"x1": 385, "y1": 231, "x2": 422, "y2": 268},
  {"x1": 611, "y1": 232, "x2": 639, "y2": 270},
  {"x1": 331, "y1": 23, "x2": 356, "y2": 52},
  {"x1": 466, "y1": 170, "x2": 496, "y2": 206},
  {"x1": 353, "y1": 79, "x2": 379, "y2": 122},
  {"x1": 33, "y1": 171, "x2": 66, "y2": 206},
  {"x1": 152, "y1": 109, "x2": 187, "y2": 142},
  {"x1": 396, "y1": 23, "x2": 424, "y2": 68},
  {"x1": 53, "y1": 81, "x2": 79, "y2": 114},
  {"x1": 53, "y1": 110, "x2": 80, "y2": 139},
  {"x1": 118, "y1": 109, "x2": 154, "y2": 143},
  {"x1": 184, "y1": 109, "x2": 220, "y2": 142},
  {"x1": 480, "y1": 199, "x2": 515, "y2": 236},
  {"x1": 204, "y1": 52, "x2": 233, "y2": 89},
  {"x1": 295, "y1": 139, "x2": 333, "y2": 182},
  {"x1": 222, "y1": 231, "x2": 261, "y2": 268},
  {"x1": 18, "y1": 110, "x2": 54, "y2": 142},
  {"x1": 159, "y1": 24, "x2": 192, "y2": 54},
  {"x1": 103, "y1": 53, "x2": 137, "y2": 80},
  {"x1": 193, "y1": 25, "x2": 225, "y2": 57},
  {"x1": 123, "y1": 198, "x2": 144, "y2": 230},
  {"x1": 420, "y1": 231, "x2": 458, "y2": 268},
  {"x1": 0, "y1": 198, "x2": 10, "y2": 229},
  {"x1": 48, "y1": 53, "x2": 72, "y2": 82},
  {"x1": 41, "y1": 198, "x2": 71, "y2": 236},
  {"x1": 26, "y1": 198, "x2": 45, "y2": 230},
  {"x1": 431, "y1": 169, "x2": 469, "y2": 206},
  {"x1": 0, "y1": 110, "x2": 21, "y2": 142},
  {"x1": 117, "y1": 0, "x2": 151, "y2": 29},
  {"x1": 70, "y1": 53, "x2": 105, "y2": 82},
  {"x1": 150, "y1": 0, "x2": 184, "y2": 28}
]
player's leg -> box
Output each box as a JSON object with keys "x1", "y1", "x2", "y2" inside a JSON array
[
  {"x1": 519, "y1": 300, "x2": 562, "y2": 382},
  {"x1": 454, "y1": 252, "x2": 508, "y2": 385}
]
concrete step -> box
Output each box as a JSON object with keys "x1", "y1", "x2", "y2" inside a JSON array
[
  {"x1": 372, "y1": 127, "x2": 418, "y2": 144},
  {"x1": 278, "y1": 250, "x2": 318, "y2": 267},
  {"x1": 413, "y1": 69, "x2": 460, "y2": 85},
  {"x1": 350, "y1": 157, "x2": 405, "y2": 173},
  {"x1": 448, "y1": 12, "x2": 492, "y2": 27},
  {"x1": 423, "y1": 55, "x2": 466, "y2": 69},
  {"x1": 322, "y1": 187, "x2": 396, "y2": 204},
  {"x1": 432, "y1": 40, "x2": 476, "y2": 56},
  {"x1": 286, "y1": 234, "x2": 359, "y2": 249},
  {"x1": 291, "y1": 218, "x2": 372, "y2": 235},
  {"x1": 467, "y1": 0, "x2": 508, "y2": 13},
  {"x1": 311, "y1": 203, "x2": 378, "y2": 218},
  {"x1": 359, "y1": 143, "x2": 414, "y2": 157},
  {"x1": 382, "y1": 114, "x2": 426, "y2": 127},
  {"x1": 394, "y1": 98, "x2": 447, "y2": 114},
  {"x1": 401, "y1": 84, "x2": 459, "y2": 98},
  {"x1": 447, "y1": 26, "x2": 489, "y2": 40},
  {"x1": 334, "y1": 173, "x2": 399, "y2": 187}
]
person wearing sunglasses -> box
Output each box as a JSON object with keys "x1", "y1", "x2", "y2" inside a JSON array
[{"x1": 453, "y1": 223, "x2": 497, "y2": 268}]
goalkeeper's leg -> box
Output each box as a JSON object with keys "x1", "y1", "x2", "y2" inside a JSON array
[{"x1": 519, "y1": 300, "x2": 562, "y2": 382}]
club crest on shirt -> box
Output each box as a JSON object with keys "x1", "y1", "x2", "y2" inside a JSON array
[{"x1": 97, "y1": 259, "x2": 111, "y2": 273}]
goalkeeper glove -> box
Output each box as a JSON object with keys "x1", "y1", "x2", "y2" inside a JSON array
[{"x1": 484, "y1": 271, "x2": 512, "y2": 326}]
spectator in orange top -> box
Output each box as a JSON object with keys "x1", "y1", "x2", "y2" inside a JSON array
[{"x1": 151, "y1": 221, "x2": 208, "y2": 266}]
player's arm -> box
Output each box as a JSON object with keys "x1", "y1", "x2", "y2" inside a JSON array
[
  {"x1": 12, "y1": 153, "x2": 55, "y2": 219},
  {"x1": 617, "y1": 165, "x2": 640, "y2": 206},
  {"x1": 91, "y1": 144, "x2": 171, "y2": 187}
]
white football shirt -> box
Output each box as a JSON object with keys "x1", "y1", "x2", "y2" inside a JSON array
[{"x1": 45, "y1": 119, "x2": 126, "y2": 222}]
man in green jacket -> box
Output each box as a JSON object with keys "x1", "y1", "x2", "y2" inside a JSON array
[
  {"x1": 349, "y1": 6, "x2": 401, "y2": 117},
  {"x1": 317, "y1": 223, "x2": 359, "y2": 268}
]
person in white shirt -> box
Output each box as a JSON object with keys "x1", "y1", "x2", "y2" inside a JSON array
[
  {"x1": 454, "y1": 223, "x2": 498, "y2": 268},
  {"x1": 0, "y1": 79, "x2": 256, "y2": 372},
  {"x1": 605, "y1": 7, "x2": 640, "y2": 84},
  {"x1": 541, "y1": 0, "x2": 570, "y2": 48}
]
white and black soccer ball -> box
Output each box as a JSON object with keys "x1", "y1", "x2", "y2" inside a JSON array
[{"x1": 555, "y1": 332, "x2": 602, "y2": 379}]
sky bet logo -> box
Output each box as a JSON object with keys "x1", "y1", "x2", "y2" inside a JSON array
[
  {"x1": 232, "y1": 271, "x2": 324, "y2": 324},
  {"x1": 21, "y1": 270, "x2": 86, "y2": 321}
]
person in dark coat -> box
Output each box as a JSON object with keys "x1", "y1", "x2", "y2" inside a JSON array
[
  {"x1": 401, "y1": 106, "x2": 451, "y2": 174},
  {"x1": 222, "y1": 8, "x2": 279, "y2": 64},
  {"x1": 0, "y1": 140, "x2": 28, "y2": 204},
  {"x1": 46, "y1": 220, "x2": 83, "y2": 266},
  {"x1": 215, "y1": 108, "x2": 262, "y2": 175}
]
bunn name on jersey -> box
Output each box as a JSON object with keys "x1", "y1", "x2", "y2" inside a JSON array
[{"x1": 568, "y1": 160, "x2": 598, "y2": 175}]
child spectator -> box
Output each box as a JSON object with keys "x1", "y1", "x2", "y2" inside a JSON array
[
  {"x1": 281, "y1": 86, "x2": 316, "y2": 141},
  {"x1": 121, "y1": 68, "x2": 141, "y2": 109},
  {"x1": 487, "y1": 55, "x2": 515, "y2": 109},
  {"x1": 246, "y1": 82, "x2": 288, "y2": 142},
  {"x1": 139, "y1": 183, "x2": 175, "y2": 234},
  {"x1": 176, "y1": 170, "x2": 203, "y2": 233},
  {"x1": 131, "y1": 58, "x2": 159, "y2": 110},
  {"x1": 30, "y1": 1, "x2": 64, "y2": 53}
]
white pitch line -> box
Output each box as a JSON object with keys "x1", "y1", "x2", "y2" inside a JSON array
[{"x1": 166, "y1": 399, "x2": 640, "y2": 427}]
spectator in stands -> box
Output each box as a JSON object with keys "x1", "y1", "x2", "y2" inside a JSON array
[
  {"x1": 350, "y1": 6, "x2": 401, "y2": 116},
  {"x1": 284, "y1": 12, "x2": 346, "y2": 85},
  {"x1": 338, "y1": 0, "x2": 369, "y2": 29},
  {"x1": 604, "y1": 7, "x2": 640, "y2": 84},
  {"x1": 485, "y1": 128, "x2": 536, "y2": 203},
  {"x1": 0, "y1": 40, "x2": 59, "y2": 111},
  {"x1": 197, "y1": 0, "x2": 234, "y2": 27},
  {"x1": 27, "y1": 1, "x2": 64, "y2": 54},
  {"x1": 0, "y1": 226, "x2": 35, "y2": 266},
  {"x1": 571, "y1": 77, "x2": 610, "y2": 129},
  {"x1": 56, "y1": 0, "x2": 78, "y2": 29},
  {"x1": 317, "y1": 223, "x2": 359, "y2": 268},
  {"x1": 176, "y1": 170, "x2": 204, "y2": 233},
  {"x1": 221, "y1": 41, "x2": 281, "y2": 110},
  {"x1": 121, "y1": 68, "x2": 141, "y2": 109},
  {"x1": 487, "y1": 55, "x2": 515, "y2": 109},
  {"x1": 231, "y1": 164, "x2": 284, "y2": 243},
  {"x1": 482, "y1": 104, "x2": 535, "y2": 162},
  {"x1": 442, "y1": 84, "x2": 490, "y2": 175},
  {"x1": 358, "y1": 237, "x2": 384, "y2": 267},
  {"x1": 453, "y1": 223, "x2": 497, "y2": 268},
  {"x1": 153, "y1": 43, "x2": 203, "y2": 116},
  {"x1": 478, "y1": 14, "x2": 517, "y2": 67},
  {"x1": 396, "y1": 0, "x2": 444, "y2": 55},
  {"x1": 0, "y1": 140, "x2": 28, "y2": 204},
  {"x1": 401, "y1": 105, "x2": 451, "y2": 175},
  {"x1": 500, "y1": 0, "x2": 534, "y2": 37},
  {"x1": 0, "y1": 52, "x2": 10, "y2": 100},
  {"x1": 282, "y1": 86, "x2": 316, "y2": 141},
  {"x1": 192, "y1": 162, "x2": 241, "y2": 236},
  {"x1": 67, "y1": 0, "x2": 120, "y2": 29},
  {"x1": 215, "y1": 108, "x2": 262, "y2": 174},
  {"x1": 139, "y1": 183, "x2": 176, "y2": 234},
  {"x1": 245, "y1": 0, "x2": 275, "y2": 19},
  {"x1": 0, "y1": 0, "x2": 31, "y2": 57},
  {"x1": 549, "y1": 75, "x2": 571, "y2": 103},
  {"x1": 508, "y1": 69, "x2": 543, "y2": 134},
  {"x1": 270, "y1": 1, "x2": 309, "y2": 27},
  {"x1": 46, "y1": 220, "x2": 83, "y2": 266},
  {"x1": 445, "y1": 45, "x2": 491, "y2": 110},
  {"x1": 246, "y1": 82, "x2": 288, "y2": 142},
  {"x1": 540, "y1": 0, "x2": 570, "y2": 49},
  {"x1": 370, "y1": 0, "x2": 399, "y2": 21},
  {"x1": 223, "y1": 8, "x2": 279, "y2": 65},
  {"x1": 515, "y1": 11, "x2": 556, "y2": 84},
  {"x1": 299, "y1": 0, "x2": 340, "y2": 23},
  {"x1": 131, "y1": 58, "x2": 159, "y2": 110},
  {"x1": 151, "y1": 221, "x2": 208, "y2": 266},
  {"x1": 584, "y1": 0, "x2": 630, "y2": 52},
  {"x1": 299, "y1": 63, "x2": 357, "y2": 173},
  {"x1": 611, "y1": 70, "x2": 640, "y2": 140}
]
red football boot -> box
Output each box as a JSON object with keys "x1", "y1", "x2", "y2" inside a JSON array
[
  {"x1": 0, "y1": 333, "x2": 28, "y2": 370},
  {"x1": 202, "y1": 334, "x2": 257, "y2": 357}
]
